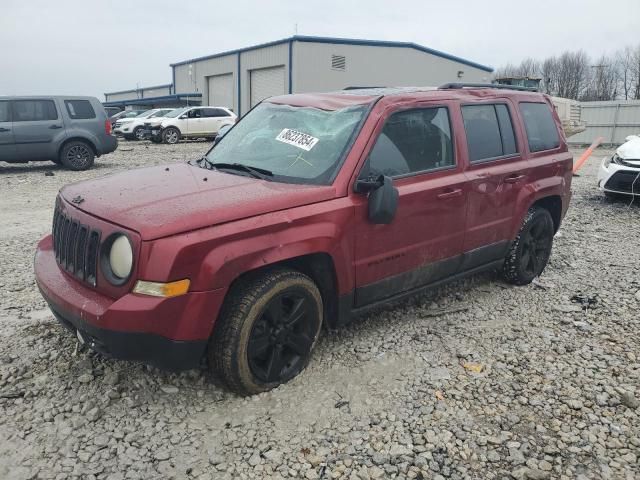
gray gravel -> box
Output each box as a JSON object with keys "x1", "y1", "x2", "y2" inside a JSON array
[{"x1": 1, "y1": 142, "x2": 639, "y2": 479}]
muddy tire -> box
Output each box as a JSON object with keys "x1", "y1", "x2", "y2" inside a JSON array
[
  {"x1": 59, "y1": 141, "x2": 95, "y2": 171},
  {"x1": 503, "y1": 207, "x2": 555, "y2": 285},
  {"x1": 209, "y1": 268, "x2": 323, "y2": 396}
]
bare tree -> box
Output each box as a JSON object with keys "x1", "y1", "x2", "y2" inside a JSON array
[
  {"x1": 616, "y1": 46, "x2": 635, "y2": 99},
  {"x1": 632, "y1": 44, "x2": 640, "y2": 100},
  {"x1": 582, "y1": 56, "x2": 619, "y2": 101}
]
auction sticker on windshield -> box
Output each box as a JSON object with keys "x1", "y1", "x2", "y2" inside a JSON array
[{"x1": 275, "y1": 128, "x2": 319, "y2": 151}]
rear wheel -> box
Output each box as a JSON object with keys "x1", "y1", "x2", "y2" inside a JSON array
[
  {"x1": 163, "y1": 127, "x2": 180, "y2": 144},
  {"x1": 60, "y1": 141, "x2": 94, "y2": 171},
  {"x1": 503, "y1": 207, "x2": 554, "y2": 285},
  {"x1": 210, "y1": 269, "x2": 323, "y2": 396}
]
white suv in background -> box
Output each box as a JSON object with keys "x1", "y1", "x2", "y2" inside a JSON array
[
  {"x1": 152, "y1": 106, "x2": 237, "y2": 144},
  {"x1": 115, "y1": 108, "x2": 175, "y2": 140}
]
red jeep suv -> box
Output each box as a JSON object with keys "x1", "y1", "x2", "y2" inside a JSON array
[{"x1": 35, "y1": 84, "x2": 572, "y2": 395}]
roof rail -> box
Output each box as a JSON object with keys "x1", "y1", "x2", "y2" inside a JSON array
[
  {"x1": 343, "y1": 86, "x2": 387, "y2": 90},
  {"x1": 438, "y1": 82, "x2": 537, "y2": 92}
]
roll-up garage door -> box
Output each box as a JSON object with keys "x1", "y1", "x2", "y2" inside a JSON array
[
  {"x1": 207, "y1": 73, "x2": 234, "y2": 110},
  {"x1": 250, "y1": 66, "x2": 285, "y2": 107}
]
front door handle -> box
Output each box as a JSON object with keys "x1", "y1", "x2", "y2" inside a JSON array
[
  {"x1": 0, "y1": 127, "x2": 10, "y2": 132},
  {"x1": 504, "y1": 174, "x2": 526, "y2": 184},
  {"x1": 437, "y1": 188, "x2": 462, "y2": 200},
  {"x1": 49, "y1": 125, "x2": 63, "y2": 130}
]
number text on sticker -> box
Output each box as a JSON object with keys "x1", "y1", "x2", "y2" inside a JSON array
[{"x1": 275, "y1": 129, "x2": 319, "y2": 151}]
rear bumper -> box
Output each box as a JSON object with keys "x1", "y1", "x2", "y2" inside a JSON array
[
  {"x1": 34, "y1": 235, "x2": 227, "y2": 370},
  {"x1": 98, "y1": 135, "x2": 118, "y2": 156}
]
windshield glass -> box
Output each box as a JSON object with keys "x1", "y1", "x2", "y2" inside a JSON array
[
  {"x1": 205, "y1": 102, "x2": 366, "y2": 185},
  {"x1": 165, "y1": 107, "x2": 188, "y2": 118},
  {"x1": 123, "y1": 111, "x2": 142, "y2": 118},
  {"x1": 149, "y1": 109, "x2": 173, "y2": 118},
  {"x1": 135, "y1": 109, "x2": 154, "y2": 118}
]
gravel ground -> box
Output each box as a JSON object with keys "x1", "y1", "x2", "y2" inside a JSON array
[{"x1": 0, "y1": 142, "x2": 638, "y2": 480}]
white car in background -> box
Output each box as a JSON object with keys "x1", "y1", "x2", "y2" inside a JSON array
[
  {"x1": 114, "y1": 108, "x2": 174, "y2": 140},
  {"x1": 598, "y1": 135, "x2": 640, "y2": 198},
  {"x1": 149, "y1": 106, "x2": 237, "y2": 144}
]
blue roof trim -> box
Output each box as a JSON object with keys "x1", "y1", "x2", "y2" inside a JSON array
[
  {"x1": 103, "y1": 93, "x2": 201, "y2": 107},
  {"x1": 170, "y1": 35, "x2": 493, "y2": 73},
  {"x1": 104, "y1": 83, "x2": 174, "y2": 96}
]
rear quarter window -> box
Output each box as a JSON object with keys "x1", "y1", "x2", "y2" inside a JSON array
[
  {"x1": 519, "y1": 102, "x2": 560, "y2": 152},
  {"x1": 65, "y1": 100, "x2": 96, "y2": 119}
]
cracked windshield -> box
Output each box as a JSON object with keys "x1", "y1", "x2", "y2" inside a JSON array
[{"x1": 205, "y1": 102, "x2": 365, "y2": 184}]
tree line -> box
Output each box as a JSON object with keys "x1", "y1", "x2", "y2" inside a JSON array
[{"x1": 494, "y1": 44, "x2": 640, "y2": 101}]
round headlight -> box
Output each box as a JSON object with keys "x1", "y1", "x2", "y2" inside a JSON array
[{"x1": 109, "y1": 235, "x2": 133, "y2": 279}]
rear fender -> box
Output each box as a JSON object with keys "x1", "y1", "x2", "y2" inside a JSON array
[{"x1": 511, "y1": 177, "x2": 568, "y2": 238}]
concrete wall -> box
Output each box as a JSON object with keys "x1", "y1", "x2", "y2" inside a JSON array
[
  {"x1": 293, "y1": 42, "x2": 491, "y2": 93},
  {"x1": 569, "y1": 100, "x2": 640, "y2": 145}
]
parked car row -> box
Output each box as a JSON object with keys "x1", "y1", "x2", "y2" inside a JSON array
[{"x1": 112, "y1": 106, "x2": 237, "y2": 144}]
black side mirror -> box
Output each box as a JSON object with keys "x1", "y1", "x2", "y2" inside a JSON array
[{"x1": 356, "y1": 175, "x2": 398, "y2": 224}]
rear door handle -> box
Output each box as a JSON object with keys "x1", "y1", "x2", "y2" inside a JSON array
[
  {"x1": 0, "y1": 127, "x2": 10, "y2": 132},
  {"x1": 437, "y1": 188, "x2": 462, "y2": 200},
  {"x1": 49, "y1": 125, "x2": 63, "y2": 129},
  {"x1": 504, "y1": 174, "x2": 526, "y2": 184}
]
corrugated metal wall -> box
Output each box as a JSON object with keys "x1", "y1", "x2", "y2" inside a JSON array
[
  {"x1": 293, "y1": 42, "x2": 490, "y2": 94},
  {"x1": 569, "y1": 100, "x2": 640, "y2": 145}
]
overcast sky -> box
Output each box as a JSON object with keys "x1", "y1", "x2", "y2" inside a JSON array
[{"x1": 1, "y1": 0, "x2": 639, "y2": 99}]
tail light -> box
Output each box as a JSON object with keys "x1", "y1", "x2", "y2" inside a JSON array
[{"x1": 105, "y1": 120, "x2": 112, "y2": 135}]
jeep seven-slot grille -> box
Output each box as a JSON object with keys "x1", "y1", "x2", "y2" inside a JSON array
[{"x1": 52, "y1": 204, "x2": 100, "y2": 286}]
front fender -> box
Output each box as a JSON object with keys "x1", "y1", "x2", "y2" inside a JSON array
[{"x1": 138, "y1": 198, "x2": 356, "y2": 296}]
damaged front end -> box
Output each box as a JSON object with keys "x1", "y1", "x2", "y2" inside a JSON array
[{"x1": 598, "y1": 135, "x2": 640, "y2": 196}]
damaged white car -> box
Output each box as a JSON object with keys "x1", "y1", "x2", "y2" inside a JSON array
[{"x1": 598, "y1": 135, "x2": 640, "y2": 197}]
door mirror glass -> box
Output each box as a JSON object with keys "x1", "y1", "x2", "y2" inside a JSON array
[
  {"x1": 362, "y1": 175, "x2": 398, "y2": 224},
  {"x1": 179, "y1": 115, "x2": 188, "y2": 119}
]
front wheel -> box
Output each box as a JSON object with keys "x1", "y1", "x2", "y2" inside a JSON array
[
  {"x1": 210, "y1": 269, "x2": 323, "y2": 396},
  {"x1": 163, "y1": 127, "x2": 180, "y2": 144},
  {"x1": 503, "y1": 207, "x2": 555, "y2": 285},
  {"x1": 133, "y1": 127, "x2": 146, "y2": 141}
]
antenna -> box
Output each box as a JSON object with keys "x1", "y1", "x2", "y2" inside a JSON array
[{"x1": 294, "y1": 23, "x2": 298, "y2": 35}]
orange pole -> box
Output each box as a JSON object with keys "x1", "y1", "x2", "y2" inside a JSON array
[{"x1": 573, "y1": 137, "x2": 604, "y2": 174}]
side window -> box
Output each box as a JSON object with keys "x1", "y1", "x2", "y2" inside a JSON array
[
  {"x1": 188, "y1": 109, "x2": 202, "y2": 118},
  {"x1": 65, "y1": 100, "x2": 96, "y2": 119},
  {"x1": 365, "y1": 107, "x2": 454, "y2": 178},
  {"x1": 462, "y1": 104, "x2": 517, "y2": 162},
  {"x1": 12, "y1": 100, "x2": 58, "y2": 122},
  {"x1": 202, "y1": 108, "x2": 230, "y2": 117},
  {"x1": 0, "y1": 101, "x2": 10, "y2": 122},
  {"x1": 519, "y1": 102, "x2": 560, "y2": 152}
]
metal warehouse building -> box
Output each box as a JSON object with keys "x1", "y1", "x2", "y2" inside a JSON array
[{"x1": 105, "y1": 35, "x2": 493, "y2": 115}]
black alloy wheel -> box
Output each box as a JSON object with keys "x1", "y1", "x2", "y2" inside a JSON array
[
  {"x1": 247, "y1": 290, "x2": 316, "y2": 383},
  {"x1": 503, "y1": 207, "x2": 555, "y2": 285}
]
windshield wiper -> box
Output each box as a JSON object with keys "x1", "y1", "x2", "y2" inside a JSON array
[{"x1": 209, "y1": 162, "x2": 273, "y2": 180}]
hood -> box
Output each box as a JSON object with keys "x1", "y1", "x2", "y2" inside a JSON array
[
  {"x1": 60, "y1": 163, "x2": 336, "y2": 240},
  {"x1": 618, "y1": 135, "x2": 640, "y2": 160}
]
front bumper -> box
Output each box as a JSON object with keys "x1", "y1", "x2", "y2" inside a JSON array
[
  {"x1": 35, "y1": 235, "x2": 227, "y2": 370},
  {"x1": 598, "y1": 160, "x2": 640, "y2": 196}
]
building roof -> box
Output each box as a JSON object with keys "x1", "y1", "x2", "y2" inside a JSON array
[
  {"x1": 104, "y1": 83, "x2": 173, "y2": 97},
  {"x1": 170, "y1": 35, "x2": 493, "y2": 72},
  {"x1": 103, "y1": 93, "x2": 201, "y2": 107}
]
